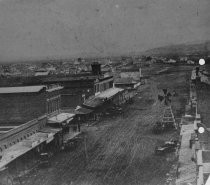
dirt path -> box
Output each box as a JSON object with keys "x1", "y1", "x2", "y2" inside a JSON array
[{"x1": 21, "y1": 66, "x2": 191, "y2": 185}]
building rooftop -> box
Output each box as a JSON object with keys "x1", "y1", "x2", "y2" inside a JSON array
[
  {"x1": 35, "y1": 71, "x2": 50, "y2": 76},
  {"x1": 46, "y1": 84, "x2": 63, "y2": 92},
  {"x1": 0, "y1": 131, "x2": 57, "y2": 169},
  {"x1": 83, "y1": 97, "x2": 104, "y2": 108},
  {"x1": 75, "y1": 107, "x2": 93, "y2": 114},
  {"x1": 121, "y1": 68, "x2": 140, "y2": 72},
  {"x1": 43, "y1": 76, "x2": 97, "y2": 82},
  {"x1": 0, "y1": 85, "x2": 45, "y2": 94},
  {"x1": 0, "y1": 126, "x2": 19, "y2": 135},
  {"x1": 83, "y1": 87, "x2": 124, "y2": 108},
  {"x1": 48, "y1": 113, "x2": 75, "y2": 124},
  {"x1": 97, "y1": 87, "x2": 124, "y2": 99},
  {"x1": 42, "y1": 74, "x2": 113, "y2": 83},
  {"x1": 114, "y1": 78, "x2": 138, "y2": 84}
]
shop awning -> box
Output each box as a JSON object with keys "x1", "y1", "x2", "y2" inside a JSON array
[
  {"x1": 75, "y1": 107, "x2": 93, "y2": 115},
  {"x1": 48, "y1": 113, "x2": 75, "y2": 124},
  {"x1": 39, "y1": 127, "x2": 62, "y2": 143},
  {"x1": 83, "y1": 88, "x2": 124, "y2": 108},
  {"x1": 97, "y1": 87, "x2": 124, "y2": 100},
  {"x1": 83, "y1": 97, "x2": 104, "y2": 108},
  {"x1": 40, "y1": 127, "x2": 62, "y2": 134},
  {"x1": 0, "y1": 132, "x2": 54, "y2": 169},
  {"x1": 63, "y1": 132, "x2": 81, "y2": 144}
]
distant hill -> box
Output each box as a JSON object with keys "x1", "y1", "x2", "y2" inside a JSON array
[{"x1": 143, "y1": 41, "x2": 210, "y2": 57}]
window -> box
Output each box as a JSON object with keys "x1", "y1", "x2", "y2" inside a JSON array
[
  {"x1": 58, "y1": 98, "x2": 60, "y2": 109},
  {"x1": 109, "y1": 81, "x2": 113, "y2": 88},
  {"x1": 51, "y1": 100, "x2": 53, "y2": 112},
  {"x1": 51, "y1": 101, "x2": 54, "y2": 112},
  {"x1": 72, "y1": 125, "x2": 77, "y2": 132},
  {"x1": 49, "y1": 101, "x2": 51, "y2": 113},
  {"x1": 99, "y1": 84, "x2": 102, "y2": 91},
  {"x1": 106, "y1": 82, "x2": 109, "y2": 89},
  {"x1": 49, "y1": 102, "x2": 51, "y2": 113},
  {"x1": 47, "y1": 103, "x2": 49, "y2": 114},
  {"x1": 96, "y1": 84, "x2": 99, "y2": 92},
  {"x1": 56, "y1": 99, "x2": 59, "y2": 110},
  {"x1": 48, "y1": 101, "x2": 51, "y2": 113},
  {"x1": 54, "y1": 100, "x2": 56, "y2": 111}
]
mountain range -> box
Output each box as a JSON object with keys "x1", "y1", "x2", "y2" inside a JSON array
[{"x1": 143, "y1": 41, "x2": 210, "y2": 57}]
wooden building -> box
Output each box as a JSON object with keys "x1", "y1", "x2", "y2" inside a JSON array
[
  {"x1": 42, "y1": 75, "x2": 114, "y2": 109},
  {"x1": 0, "y1": 85, "x2": 63, "y2": 125}
]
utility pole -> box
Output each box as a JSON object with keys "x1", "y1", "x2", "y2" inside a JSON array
[{"x1": 84, "y1": 136, "x2": 89, "y2": 166}]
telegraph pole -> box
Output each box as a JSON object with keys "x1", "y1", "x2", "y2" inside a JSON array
[{"x1": 84, "y1": 136, "x2": 89, "y2": 166}]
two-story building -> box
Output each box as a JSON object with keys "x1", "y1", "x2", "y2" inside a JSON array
[
  {"x1": 42, "y1": 63, "x2": 114, "y2": 109},
  {"x1": 0, "y1": 84, "x2": 80, "y2": 177},
  {"x1": 0, "y1": 85, "x2": 63, "y2": 125}
]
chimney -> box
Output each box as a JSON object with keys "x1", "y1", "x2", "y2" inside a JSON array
[
  {"x1": 195, "y1": 66, "x2": 199, "y2": 76},
  {"x1": 91, "y1": 62, "x2": 101, "y2": 76}
]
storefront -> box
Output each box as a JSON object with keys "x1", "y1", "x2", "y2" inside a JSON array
[
  {"x1": 75, "y1": 106, "x2": 94, "y2": 123},
  {"x1": 0, "y1": 130, "x2": 59, "y2": 178},
  {"x1": 47, "y1": 113, "x2": 81, "y2": 149},
  {"x1": 40, "y1": 127, "x2": 62, "y2": 153},
  {"x1": 97, "y1": 87, "x2": 125, "y2": 106}
]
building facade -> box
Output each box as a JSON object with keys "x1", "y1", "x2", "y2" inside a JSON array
[
  {"x1": 42, "y1": 75, "x2": 114, "y2": 109},
  {"x1": 120, "y1": 68, "x2": 142, "y2": 81},
  {"x1": 0, "y1": 84, "x2": 80, "y2": 179},
  {"x1": 0, "y1": 85, "x2": 63, "y2": 125},
  {"x1": 0, "y1": 85, "x2": 63, "y2": 152}
]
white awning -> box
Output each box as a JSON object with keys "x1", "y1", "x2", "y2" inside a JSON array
[
  {"x1": 39, "y1": 127, "x2": 62, "y2": 143},
  {"x1": 0, "y1": 85, "x2": 45, "y2": 94},
  {"x1": 63, "y1": 132, "x2": 81, "y2": 144},
  {"x1": 66, "y1": 118, "x2": 73, "y2": 124},
  {"x1": 48, "y1": 113, "x2": 75, "y2": 124},
  {"x1": 40, "y1": 127, "x2": 62, "y2": 134},
  {"x1": 97, "y1": 87, "x2": 124, "y2": 99},
  {"x1": 0, "y1": 132, "x2": 53, "y2": 169}
]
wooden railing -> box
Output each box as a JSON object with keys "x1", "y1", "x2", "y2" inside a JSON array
[{"x1": 0, "y1": 115, "x2": 47, "y2": 142}]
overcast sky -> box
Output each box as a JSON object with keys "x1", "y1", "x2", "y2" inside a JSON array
[{"x1": 0, "y1": 0, "x2": 209, "y2": 61}]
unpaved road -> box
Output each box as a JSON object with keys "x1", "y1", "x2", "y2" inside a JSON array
[{"x1": 20, "y1": 65, "x2": 191, "y2": 185}]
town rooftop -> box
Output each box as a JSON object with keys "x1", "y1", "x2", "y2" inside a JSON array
[{"x1": 0, "y1": 85, "x2": 45, "y2": 94}]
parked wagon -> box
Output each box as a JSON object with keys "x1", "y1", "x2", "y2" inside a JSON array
[
  {"x1": 155, "y1": 140, "x2": 178, "y2": 155},
  {"x1": 38, "y1": 152, "x2": 53, "y2": 168}
]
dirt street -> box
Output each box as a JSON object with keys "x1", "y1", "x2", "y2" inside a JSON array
[{"x1": 20, "y1": 65, "x2": 192, "y2": 185}]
